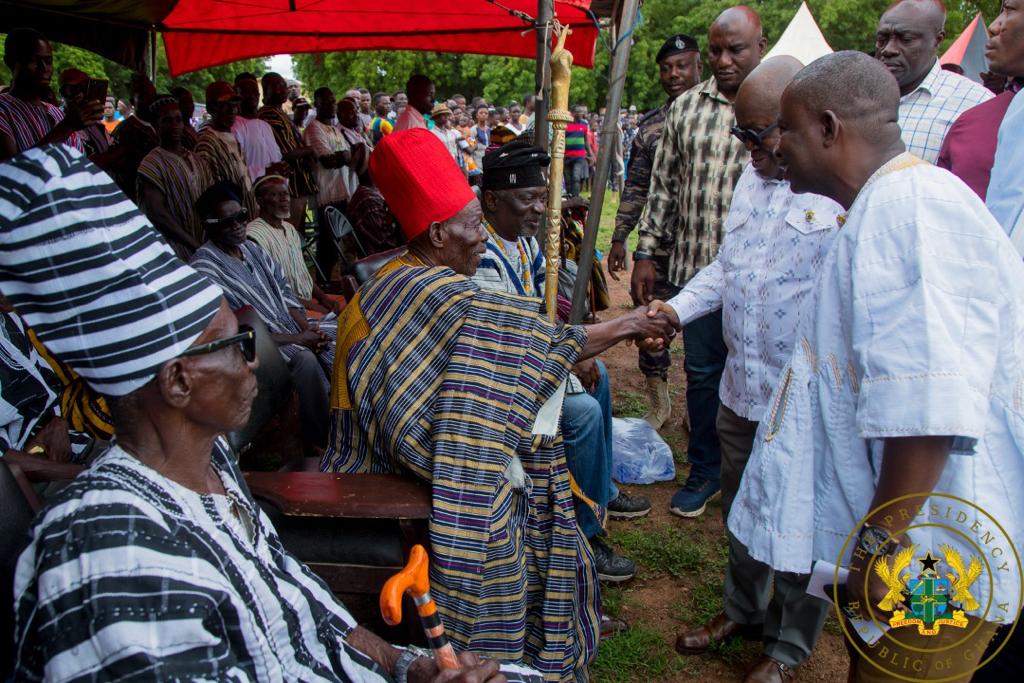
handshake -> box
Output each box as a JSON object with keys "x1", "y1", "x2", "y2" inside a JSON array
[{"x1": 623, "y1": 301, "x2": 682, "y2": 352}]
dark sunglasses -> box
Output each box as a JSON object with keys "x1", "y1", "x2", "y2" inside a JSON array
[
  {"x1": 202, "y1": 208, "x2": 249, "y2": 229},
  {"x1": 730, "y1": 122, "x2": 779, "y2": 148},
  {"x1": 180, "y1": 325, "x2": 256, "y2": 363}
]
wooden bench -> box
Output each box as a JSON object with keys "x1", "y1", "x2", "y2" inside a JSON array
[{"x1": 245, "y1": 471, "x2": 432, "y2": 595}]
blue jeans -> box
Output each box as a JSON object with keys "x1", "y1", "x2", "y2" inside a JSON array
[
  {"x1": 682, "y1": 310, "x2": 726, "y2": 485},
  {"x1": 561, "y1": 360, "x2": 617, "y2": 539}
]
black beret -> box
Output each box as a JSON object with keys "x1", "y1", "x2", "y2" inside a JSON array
[
  {"x1": 482, "y1": 141, "x2": 550, "y2": 191},
  {"x1": 656, "y1": 34, "x2": 699, "y2": 64}
]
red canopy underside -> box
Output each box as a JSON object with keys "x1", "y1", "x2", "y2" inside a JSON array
[{"x1": 162, "y1": 0, "x2": 599, "y2": 76}]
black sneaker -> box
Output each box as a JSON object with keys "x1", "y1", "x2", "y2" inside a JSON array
[
  {"x1": 607, "y1": 492, "x2": 652, "y2": 520},
  {"x1": 591, "y1": 536, "x2": 636, "y2": 583}
]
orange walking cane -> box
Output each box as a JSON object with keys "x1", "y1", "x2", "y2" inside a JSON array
[{"x1": 380, "y1": 544, "x2": 461, "y2": 671}]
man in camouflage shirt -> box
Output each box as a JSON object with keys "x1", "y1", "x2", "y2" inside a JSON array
[
  {"x1": 631, "y1": 7, "x2": 764, "y2": 520},
  {"x1": 608, "y1": 33, "x2": 701, "y2": 429}
]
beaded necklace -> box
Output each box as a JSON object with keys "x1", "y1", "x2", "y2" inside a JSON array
[{"x1": 483, "y1": 219, "x2": 532, "y2": 296}]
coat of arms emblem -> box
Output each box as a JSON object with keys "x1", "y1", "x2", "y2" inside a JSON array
[{"x1": 874, "y1": 545, "x2": 982, "y2": 635}]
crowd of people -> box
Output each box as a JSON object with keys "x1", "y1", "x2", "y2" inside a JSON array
[{"x1": 0, "y1": 0, "x2": 1023, "y2": 681}]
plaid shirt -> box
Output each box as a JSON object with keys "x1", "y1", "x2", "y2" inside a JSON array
[
  {"x1": 636, "y1": 78, "x2": 746, "y2": 287},
  {"x1": 898, "y1": 60, "x2": 992, "y2": 164}
]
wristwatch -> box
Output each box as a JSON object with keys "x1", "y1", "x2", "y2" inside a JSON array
[
  {"x1": 633, "y1": 250, "x2": 655, "y2": 261},
  {"x1": 857, "y1": 523, "x2": 898, "y2": 556},
  {"x1": 392, "y1": 649, "x2": 420, "y2": 683}
]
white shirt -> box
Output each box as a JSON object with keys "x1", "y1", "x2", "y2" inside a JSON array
[
  {"x1": 986, "y1": 90, "x2": 1024, "y2": 254},
  {"x1": 303, "y1": 119, "x2": 357, "y2": 205},
  {"x1": 898, "y1": 60, "x2": 992, "y2": 164},
  {"x1": 231, "y1": 116, "x2": 282, "y2": 181},
  {"x1": 667, "y1": 164, "x2": 845, "y2": 421},
  {"x1": 728, "y1": 155, "x2": 1024, "y2": 624},
  {"x1": 432, "y1": 126, "x2": 461, "y2": 163}
]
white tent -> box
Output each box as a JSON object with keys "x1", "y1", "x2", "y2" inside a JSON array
[{"x1": 765, "y1": 2, "x2": 833, "y2": 66}]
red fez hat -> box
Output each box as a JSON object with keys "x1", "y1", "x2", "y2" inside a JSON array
[{"x1": 369, "y1": 128, "x2": 475, "y2": 242}]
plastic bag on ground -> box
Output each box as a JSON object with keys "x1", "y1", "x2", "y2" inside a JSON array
[{"x1": 611, "y1": 417, "x2": 676, "y2": 484}]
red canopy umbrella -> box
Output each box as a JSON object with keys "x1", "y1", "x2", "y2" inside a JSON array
[{"x1": 0, "y1": 1, "x2": 599, "y2": 75}]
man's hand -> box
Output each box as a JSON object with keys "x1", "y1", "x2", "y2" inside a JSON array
[
  {"x1": 573, "y1": 358, "x2": 601, "y2": 393},
  {"x1": 636, "y1": 300, "x2": 681, "y2": 352},
  {"x1": 625, "y1": 305, "x2": 677, "y2": 351},
  {"x1": 630, "y1": 259, "x2": 656, "y2": 306},
  {"x1": 409, "y1": 652, "x2": 507, "y2": 683},
  {"x1": 266, "y1": 161, "x2": 291, "y2": 177},
  {"x1": 63, "y1": 98, "x2": 104, "y2": 131},
  {"x1": 27, "y1": 416, "x2": 73, "y2": 463},
  {"x1": 846, "y1": 546, "x2": 899, "y2": 620},
  {"x1": 290, "y1": 329, "x2": 327, "y2": 352},
  {"x1": 607, "y1": 241, "x2": 627, "y2": 282}
]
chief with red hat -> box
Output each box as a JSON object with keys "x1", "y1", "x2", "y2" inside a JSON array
[{"x1": 324, "y1": 128, "x2": 677, "y2": 680}]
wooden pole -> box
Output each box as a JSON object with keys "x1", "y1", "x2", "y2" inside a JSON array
[
  {"x1": 543, "y1": 26, "x2": 574, "y2": 322},
  {"x1": 569, "y1": 0, "x2": 640, "y2": 323}
]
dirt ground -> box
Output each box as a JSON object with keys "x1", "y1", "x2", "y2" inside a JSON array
[{"x1": 591, "y1": 267, "x2": 849, "y2": 683}]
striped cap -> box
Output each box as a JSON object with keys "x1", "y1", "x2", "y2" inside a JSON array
[{"x1": 0, "y1": 145, "x2": 224, "y2": 396}]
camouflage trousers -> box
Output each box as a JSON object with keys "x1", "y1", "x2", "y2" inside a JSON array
[{"x1": 638, "y1": 252, "x2": 680, "y2": 379}]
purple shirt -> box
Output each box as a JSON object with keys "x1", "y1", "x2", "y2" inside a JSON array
[{"x1": 937, "y1": 90, "x2": 1017, "y2": 200}]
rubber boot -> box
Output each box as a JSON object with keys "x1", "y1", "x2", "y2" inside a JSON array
[{"x1": 642, "y1": 376, "x2": 671, "y2": 430}]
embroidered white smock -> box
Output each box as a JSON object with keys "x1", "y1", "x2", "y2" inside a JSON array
[
  {"x1": 728, "y1": 155, "x2": 1024, "y2": 624},
  {"x1": 667, "y1": 164, "x2": 844, "y2": 421}
]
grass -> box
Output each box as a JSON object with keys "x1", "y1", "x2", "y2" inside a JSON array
[
  {"x1": 591, "y1": 626, "x2": 684, "y2": 683},
  {"x1": 609, "y1": 524, "x2": 720, "y2": 579},
  {"x1": 612, "y1": 389, "x2": 647, "y2": 418}
]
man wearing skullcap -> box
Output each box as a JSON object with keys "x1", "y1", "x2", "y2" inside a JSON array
[
  {"x1": 248, "y1": 174, "x2": 344, "y2": 316},
  {"x1": 323, "y1": 128, "x2": 677, "y2": 681},
  {"x1": 609, "y1": 33, "x2": 700, "y2": 430},
  {"x1": 136, "y1": 94, "x2": 212, "y2": 260},
  {"x1": 2, "y1": 143, "x2": 538, "y2": 683},
  {"x1": 196, "y1": 81, "x2": 258, "y2": 218},
  {"x1": 191, "y1": 180, "x2": 336, "y2": 449},
  {"x1": 727, "y1": 52, "x2": 1024, "y2": 683},
  {"x1": 475, "y1": 141, "x2": 652, "y2": 584}
]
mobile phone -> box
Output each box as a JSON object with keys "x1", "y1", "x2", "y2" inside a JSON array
[{"x1": 86, "y1": 78, "x2": 108, "y2": 104}]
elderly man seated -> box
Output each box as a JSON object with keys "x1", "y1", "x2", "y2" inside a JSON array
[
  {"x1": 2, "y1": 143, "x2": 539, "y2": 683},
  {"x1": 247, "y1": 174, "x2": 345, "y2": 317},
  {"x1": 322, "y1": 129, "x2": 677, "y2": 681},
  {"x1": 473, "y1": 141, "x2": 651, "y2": 583},
  {"x1": 191, "y1": 181, "x2": 335, "y2": 448}
]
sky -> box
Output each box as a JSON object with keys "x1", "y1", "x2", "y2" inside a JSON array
[{"x1": 267, "y1": 54, "x2": 295, "y2": 80}]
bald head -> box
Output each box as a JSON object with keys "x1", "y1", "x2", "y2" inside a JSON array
[
  {"x1": 876, "y1": 0, "x2": 946, "y2": 95},
  {"x1": 775, "y1": 52, "x2": 905, "y2": 204},
  {"x1": 733, "y1": 57, "x2": 803, "y2": 180},
  {"x1": 708, "y1": 5, "x2": 767, "y2": 97},
  {"x1": 735, "y1": 56, "x2": 803, "y2": 122},
  {"x1": 788, "y1": 51, "x2": 900, "y2": 138}
]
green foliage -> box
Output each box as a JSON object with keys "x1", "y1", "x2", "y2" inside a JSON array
[
  {"x1": 612, "y1": 390, "x2": 647, "y2": 418},
  {"x1": 590, "y1": 626, "x2": 683, "y2": 683}
]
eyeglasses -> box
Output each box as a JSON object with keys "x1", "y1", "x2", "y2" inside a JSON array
[
  {"x1": 730, "y1": 122, "x2": 779, "y2": 148},
  {"x1": 202, "y1": 208, "x2": 249, "y2": 229},
  {"x1": 180, "y1": 325, "x2": 256, "y2": 363}
]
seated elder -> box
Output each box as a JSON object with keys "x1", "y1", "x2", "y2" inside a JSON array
[
  {"x1": 322, "y1": 129, "x2": 677, "y2": 681},
  {"x1": 247, "y1": 174, "x2": 344, "y2": 317},
  {"x1": 1, "y1": 143, "x2": 538, "y2": 683},
  {"x1": 191, "y1": 181, "x2": 335, "y2": 448}
]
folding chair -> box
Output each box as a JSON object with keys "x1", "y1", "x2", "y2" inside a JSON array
[{"x1": 324, "y1": 205, "x2": 366, "y2": 272}]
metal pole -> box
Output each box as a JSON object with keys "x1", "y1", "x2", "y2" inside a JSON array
[
  {"x1": 148, "y1": 30, "x2": 158, "y2": 83},
  {"x1": 569, "y1": 0, "x2": 639, "y2": 323},
  {"x1": 534, "y1": 0, "x2": 552, "y2": 151}
]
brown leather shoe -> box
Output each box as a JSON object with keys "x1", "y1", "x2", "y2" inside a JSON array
[
  {"x1": 743, "y1": 656, "x2": 797, "y2": 683},
  {"x1": 674, "y1": 612, "x2": 747, "y2": 654}
]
